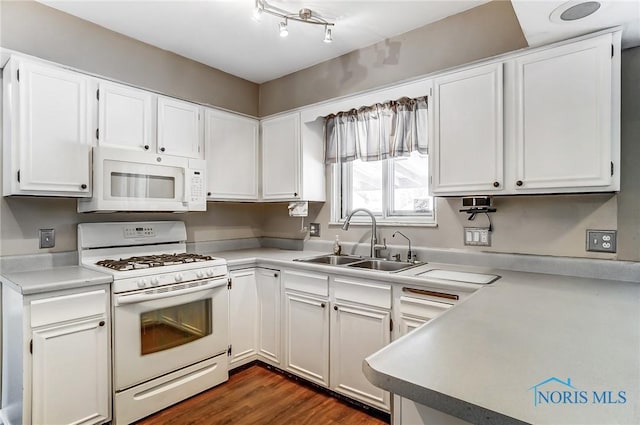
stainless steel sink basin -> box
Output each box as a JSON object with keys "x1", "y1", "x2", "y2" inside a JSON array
[
  {"x1": 346, "y1": 259, "x2": 422, "y2": 272},
  {"x1": 294, "y1": 254, "x2": 364, "y2": 266}
]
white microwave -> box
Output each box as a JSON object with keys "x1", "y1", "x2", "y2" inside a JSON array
[{"x1": 78, "y1": 147, "x2": 206, "y2": 212}]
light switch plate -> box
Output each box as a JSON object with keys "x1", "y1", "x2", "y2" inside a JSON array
[
  {"x1": 39, "y1": 229, "x2": 55, "y2": 249},
  {"x1": 309, "y1": 223, "x2": 320, "y2": 237},
  {"x1": 464, "y1": 227, "x2": 491, "y2": 246},
  {"x1": 586, "y1": 229, "x2": 616, "y2": 253}
]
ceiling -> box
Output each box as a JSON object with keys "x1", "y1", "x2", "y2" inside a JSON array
[{"x1": 37, "y1": 0, "x2": 640, "y2": 84}]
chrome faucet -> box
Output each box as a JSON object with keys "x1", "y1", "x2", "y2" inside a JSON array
[
  {"x1": 341, "y1": 208, "x2": 386, "y2": 258},
  {"x1": 392, "y1": 231, "x2": 414, "y2": 262}
]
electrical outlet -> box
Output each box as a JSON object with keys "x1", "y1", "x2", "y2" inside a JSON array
[
  {"x1": 464, "y1": 227, "x2": 491, "y2": 246},
  {"x1": 39, "y1": 229, "x2": 55, "y2": 249},
  {"x1": 586, "y1": 230, "x2": 616, "y2": 253},
  {"x1": 309, "y1": 223, "x2": 320, "y2": 237}
]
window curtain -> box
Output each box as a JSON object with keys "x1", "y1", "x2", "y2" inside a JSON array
[{"x1": 324, "y1": 96, "x2": 428, "y2": 164}]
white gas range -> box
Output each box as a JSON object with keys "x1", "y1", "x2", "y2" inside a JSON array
[{"x1": 78, "y1": 221, "x2": 229, "y2": 425}]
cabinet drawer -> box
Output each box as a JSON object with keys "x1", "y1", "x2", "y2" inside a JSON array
[
  {"x1": 399, "y1": 295, "x2": 453, "y2": 320},
  {"x1": 333, "y1": 278, "x2": 391, "y2": 309},
  {"x1": 283, "y1": 270, "x2": 328, "y2": 297},
  {"x1": 31, "y1": 289, "x2": 107, "y2": 328}
]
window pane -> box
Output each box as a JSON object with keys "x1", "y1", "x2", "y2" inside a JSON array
[
  {"x1": 351, "y1": 159, "x2": 382, "y2": 214},
  {"x1": 392, "y1": 152, "x2": 432, "y2": 214}
]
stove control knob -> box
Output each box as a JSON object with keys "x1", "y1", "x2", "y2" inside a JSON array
[
  {"x1": 196, "y1": 271, "x2": 204, "y2": 279},
  {"x1": 206, "y1": 269, "x2": 214, "y2": 277},
  {"x1": 137, "y1": 279, "x2": 147, "y2": 288},
  {"x1": 175, "y1": 273, "x2": 183, "y2": 282},
  {"x1": 151, "y1": 277, "x2": 160, "y2": 286}
]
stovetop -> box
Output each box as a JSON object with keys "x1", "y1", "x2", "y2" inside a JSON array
[{"x1": 96, "y1": 253, "x2": 215, "y2": 271}]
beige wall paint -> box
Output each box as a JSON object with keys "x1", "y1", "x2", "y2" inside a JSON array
[
  {"x1": 258, "y1": 0, "x2": 528, "y2": 116},
  {"x1": 261, "y1": 169, "x2": 619, "y2": 260},
  {"x1": 0, "y1": 0, "x2": 259, "y2": 116},
  {"x1": 616, "y1": 46, "x2": 640, "y2": 261}
]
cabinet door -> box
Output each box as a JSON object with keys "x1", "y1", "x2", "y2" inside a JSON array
[
  {"x1": 431, "y1": 63, "x2": 504, "y2": 195},
  {"x1": 228, "y1": 269, "x2": 258, "y2": 368},
  {"x1": 157, "y1": 96, "x2": 203, "y2": 158},
  {"x1": 513, "y1": 35, "x2": 613, "y2": 191},
  {"x1": 398, "y1": 296, "x2": 453, "y2": 337},
  {"x1": 31, "y1": 317, "x2": 109, "y2": 425},
  {"x1": 97, "y1": 81, "x2": 153, "y2": 152},
  {"x1": 13, "y1": 60, "x2": 92, "y2": 196},
  {"x1": 205, "y1": 109, "x2": 259, "y2": 200},
  {"x1": 261, "y1": 113, "x2": 301, "y2": 200},
  {"x1": 256, "y1": 268, "x2": 281, "y2": 365},
  {"x1": 284, "y1": 291, "x2": 329, "y2": 386},
  {"x1": 330, "y1": 303, "x2": 391, "y2": 411}
]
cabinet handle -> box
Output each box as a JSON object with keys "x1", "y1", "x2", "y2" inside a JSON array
[
  {"x1": 99, "y1": 320, "x2": 105, "y2": 327},
  {"x1": 333, "y1": 305, "x2": 338, "y2": 311},
  {"x1": 402, "y1": 287, "x2": 459, "y2": 301},
  {"x1": 321, "y1": 303, "x2": 326, "y2": 308},
  {"x1": 144, "y1": 145, "x2": 150, "y2": 150},
  {"x1": 81, "y1": 184, "x2": 87, "y2": 190},
  {"x1": 294, "y1": 192, "x2": 298, "y2": 197},
  {"x1": 516, "y1": 180, "x2": 523, "y2": 187},
  {"x1": 273, "y1": 273, "x2": 278, "y2": 278},
  {"x1": 207, "y1": 192, "x2": 212, "y2": 197},
  {"x1": 160, "y1": 147, "x2": 166, "y2": 152},
  {"x1": 493, "y1": 181, "x2": 500, "y2": 188}
]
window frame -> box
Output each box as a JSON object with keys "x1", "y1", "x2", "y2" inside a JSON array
[{"x1": 330, "y1": 154, "x2": 436, "y2": 227}]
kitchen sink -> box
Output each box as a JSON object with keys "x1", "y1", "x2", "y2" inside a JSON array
[
  {"x1": 346, "y1": 259, "x2": 422, "y2": 272},
  {"x1": 294, "y1": 254, "x2": 364, "y2": 266}
]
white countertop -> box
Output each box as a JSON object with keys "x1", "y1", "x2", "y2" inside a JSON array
[
  {"x1": 211, "y1": 248, "x2": 640, "y2": 424},
  {"x1": 1, "y1": 266, "x2": 113, "y2": 295},
  {"x1": 364, "y1": 270, "x2": 640, "y2": 425}
]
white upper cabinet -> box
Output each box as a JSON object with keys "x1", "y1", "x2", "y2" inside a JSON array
[
  {"x1": 97, "y1": 81, "x2": 154, "y2": 152},
  {"x1": 3, "y1": 58, "x2": 92, "y2": 197},
  {"x1": 511, "y1": 33, "x2": 617, "y2": 193},
  {"x1": 157, "y1": 96, "x2": 203, "y2": 159},
  {"x1": 261, "y1": 111, "x2": 326, "y2": 201},
  {"x1": 431, "y1": 63, "x2": 504, "y2": 195},
  {"x1": 205, "y1": 108, "x2": 259, "y2": 200},
  {"x1": 261, "y1": 112, "x2": 301, "y2": 200},
  {"x1": 430, "y1": 30, "x2": 620, "y2": 196}
]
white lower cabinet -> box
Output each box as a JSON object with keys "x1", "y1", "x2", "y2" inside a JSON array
[
  {"x1": 283, "y1": 269, "x2": 330, "y2": 386},
  {"x1": 330, "y1": 303, "x2": 391, "y2": 410},
  {"x1": 228, "y1": 269, "x2": 258, "y2": 368},
  {"x1": 393, "y1": 287, "x2": 458, "y2": 425},
  {"x1": 330, "y1": 277, "x2": 392, "y2": 411},
  {"x1": 32, "y1": 317, "x2": 109, "y2": 425},
  {"x1": 2, "y1": 284, "x2": 111, "y2": 425},
  {"x1": 284, "y1": 291, "x2": 330, "y2": 386},
  {"x1": 228, "y1": 267, "x2": 282, "y2": 368},
  {"x1": 256, "y1": 268, "x2": 281, "y2": 365}
]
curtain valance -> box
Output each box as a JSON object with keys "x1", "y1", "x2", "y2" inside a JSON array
[{"x1": 324, "y1": 96, "x2": 428, "y2": 164}]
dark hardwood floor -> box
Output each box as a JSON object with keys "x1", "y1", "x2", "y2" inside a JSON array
[{"x1": 136, "y1": 364, "x2": 389, "y2": 425}]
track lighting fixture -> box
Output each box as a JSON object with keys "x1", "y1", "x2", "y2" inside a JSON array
[{"x1": 253, "y1": 0, "x2": 335, "y2": 42}]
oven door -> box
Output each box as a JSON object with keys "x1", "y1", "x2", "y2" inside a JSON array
[{"x1": 113, "y1": 278, "x2": 228, "y2": 391}]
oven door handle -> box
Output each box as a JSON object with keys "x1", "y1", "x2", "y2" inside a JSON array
[{"x1": 115, "y1": 279, "x2": 227, "y2": 306}]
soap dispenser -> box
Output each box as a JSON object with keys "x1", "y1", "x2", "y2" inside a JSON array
[{"x1": 333, "y1": 235, "x2": 342, "y2": 256}]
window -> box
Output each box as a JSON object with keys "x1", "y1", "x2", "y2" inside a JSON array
[{"x1": 336, "y1": 151, "x2": 434, "y2": 224}]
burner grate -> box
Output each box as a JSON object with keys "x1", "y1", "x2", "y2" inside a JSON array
[{"x1": 97, "y1": 253, "x2": 214, "y2": 271}]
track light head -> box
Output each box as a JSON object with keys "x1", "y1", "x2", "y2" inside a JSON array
[
  {"x1": 323, "y1": 26, "x2": 333, "y2": 43},
  {"x1": 279, "y1": 21, "x2": 289, "y2": 37}
]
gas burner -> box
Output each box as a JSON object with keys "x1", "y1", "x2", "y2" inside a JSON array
[{"x1": 97, "y1": 253, "x2": 214, "y2": 271}]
